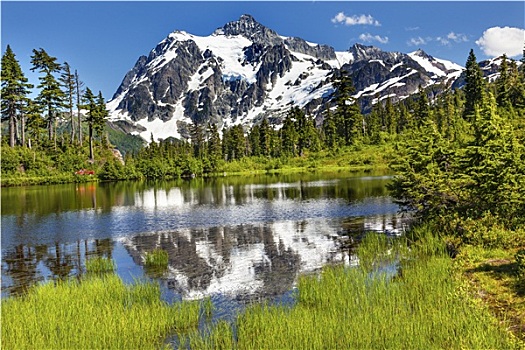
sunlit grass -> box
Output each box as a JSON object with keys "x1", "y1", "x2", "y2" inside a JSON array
[
  {"x1": 1, "y1": 274, "x2": 201, "y2": 350},
  {"x1": 189, "y1": 230, "x2": 522, "y2": 349},
  {"x1": 455, "y1": 244, "x2": 525, "y2": 342},
  {"x1": 85, "y1": 256, "x2": 116, "y2": 274},
  {"x1": 144, "y1": 249, "x2": 169, "y2": 268}
]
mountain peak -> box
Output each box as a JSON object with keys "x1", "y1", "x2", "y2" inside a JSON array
[
  {"x1": 214, "y1": 14, "x2": 282, "y2": 45},
  {"x1": 349, "y1": 43, "x2": 384, "y2": 61},
  {"x1": 411, "y1": 49, "x2": 434, "y2": 60}
]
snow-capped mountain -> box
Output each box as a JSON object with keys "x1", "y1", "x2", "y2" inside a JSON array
[{"x1": 107, "y1": 14, "x2": 464, "y2": 142}]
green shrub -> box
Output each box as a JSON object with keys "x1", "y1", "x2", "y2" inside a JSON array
[{"x1": 457, "y1": 213, "x2": 525, "y2": 249}]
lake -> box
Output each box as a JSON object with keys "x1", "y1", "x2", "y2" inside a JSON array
[{"x1": 1, "y1": 172, "x2": 406, "y2": 310}]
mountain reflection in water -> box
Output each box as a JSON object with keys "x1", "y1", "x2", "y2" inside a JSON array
[{"x1": 2, "y1": 173, "x2": 406, "y2": 300}]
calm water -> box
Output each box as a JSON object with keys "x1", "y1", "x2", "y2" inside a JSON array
[{"x1": 1, "y1": 172, "x2": 406, "y2": 305}]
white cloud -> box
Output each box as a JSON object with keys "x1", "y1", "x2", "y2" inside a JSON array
[
  {"x1": 436, "y1": 37, "x2": 449, "y2": 45},
  {"x1": 447, "y1": 32, "x2": 468, "y2": 43},
  {"x1": 359, "y1": 33, "x2": 389, "y2": 44},
  {"x1": 408, "y1": 37, "x2": 427, "y2": 46},
  {"x1": 331, "y1": 12, "x2": 380, "y2": 26},
  {"x1": 476, "y1": 26, "x2": 525, "y2": 57},
  {"x1": 438, "y1": 32, "x2": 468, "y2": 45}
]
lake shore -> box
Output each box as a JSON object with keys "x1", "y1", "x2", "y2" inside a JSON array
[
  {"x1": 3, "y1": 231, "x2": 523, "y2": 349},
  {"x1": 0, "y1": 144, "x2": 393, "y2": 187}
]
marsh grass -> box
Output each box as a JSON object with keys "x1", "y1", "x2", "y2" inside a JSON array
[
  {"x1": 189, "y1": 231, "x2": 522, "y2": 349},
  {"x1": 145, "y1": 249, "x2": 169, "y2": 268},
  {"x1": 1, "y1": 273, "x2": 201, "y2": 350},
  {"x1": 85, "y1": 256, "x2": 116, "y2": 274}
]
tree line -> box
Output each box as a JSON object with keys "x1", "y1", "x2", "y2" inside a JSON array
[
  {"x1": 1, "y1": 45, "x2": 108, "y2": 161},
  {"x1": 2, "y1": 46, "x2": 524, "y2": 185}
]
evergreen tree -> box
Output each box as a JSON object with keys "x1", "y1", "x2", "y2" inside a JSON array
[
  {"x1": 414, "y1": 87, "x2": 432, "y2": 128},
  {"x1": 75, "y1": 70, "x2": 85, "y2": 146},
  {"x1": 280, "y1": 111, "x2": 298, "y2": 156},
  {"x1": 388, "y1": 118, "x2": 460, "y2": 220},
  {"x1": 230, "y1": 125, "x2": 246, "y2": 160},
  {"x1": 496, "y1": 54, "x2": 512, "y2": 108},
  {"x1": 259, "y1": 118, "x2": 272, "y2": 157},
  {"x1": 25, "y1": 99, "x2": 45, "y2": 148},
  {"x1": 60, "y1": 62, "x2": 76, "y2": 143},
  {"x1": 322, "y1": 106, "x2": 338, "y2": 149},
  {"x1": 396, "y1": 101, "x2": 411, "y2": 134},
  {"x1": 384, "y1": 97, "x2": 397, "y2": 135},
  {"x1": 463, "y1": 49, "x2": 485, "y2": 121},
  {"x1": 366, "y1": 102, "x2": 382, "y2": 144},
  {"x1": 292, "y1": 107, "x2": 309, "y2": 156},
  {"x1": 222, "y1": 127, "x2": 231, "y2": 160},
  {"x1": 190, "y1": 121, "x2": 206, "y2": 159},
  {"x1": 249, "y1": 124, "x2": 261, "y2": 156},
  {"x1": 1, "y1": 45, "x2": 33, "y2": 147},
  {"x1": 506, "y1": 59, "x2": 525, "y2": 112},
  {"x1": 30, "y1": 48, "x2": 64, "y2": 147},
  {"x1": 223, "y1": 125, "x2": 246, "y2": 161},
  {"x1": 207, "y1": 122, "x2": 222, "y2": 170},
  {"x1": 82, "y1": 87, "x2": 97, "y2": 161},
  {"x1": 332, "y1": 71, "x2": 361, "y2": 145},
  {"x1": 95, "y1": 91, "x2": 108, "y2": 142},
  {"x1": 461, "y1": 93, "x2": 525, "y2": 222}
]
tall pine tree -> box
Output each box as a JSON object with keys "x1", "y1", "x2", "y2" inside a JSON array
[
  {"x1": 60, "y1": 62, "x2": 77, "y2": 143},
  {"x1": 83, "y1": 87, "x2": 97, "y2": 161},
  {"x1": 463, "y1": 49, "x2": 485, "y2": 121},
  {"x1": 1, "y1": 45, "x2": 33, "y2": 147},
  {"x1": 30, "y1": 48, "x2": 64, "y2": 147},
  {"x1": 332, "y1": 71, "x2": 361, "y2": 145}
]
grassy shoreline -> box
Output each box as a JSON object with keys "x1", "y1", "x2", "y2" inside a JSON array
[
  {"x1": 2, "y1": 232, "x2": 522, "y2": 349},
  {"x1": 1, "y1": 144, "x2": 393, "y2": 187}
]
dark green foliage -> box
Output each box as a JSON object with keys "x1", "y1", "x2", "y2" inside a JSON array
[
  {"x1": 1, "y1": 45, "x2": 33, "y2": 147},
  {"x1": 106, "y1": 126, "x2": 145, "y2": 156},
  {"x1": 30, "y1": 48, "x2": 64, "y2": 144},
  {"x1": 280, "y1": 112, "x2": 298, "y2": 156},
  {"x1": 322, "y1": 105, "x2": 339, "y2": 148},
  {"x1": 82, "y1": 88, "x2": 108, "y2": 161},
  {"x1": 462, "y1": 94, "x2": 525, "y2": 223},
  {"x1": 463, "y1": 49, "x2": 485, "y2": 121},
  {"x1": 331, "y1": 71, "x2": 362, "y2": 145},
  {"x1": 223, "y1": 124, "x2": 246, "y2": 161},
  {"x1": 60, "y1": 62, "x2": 76, "y2": 143},
  {"x1": 414, "y1": 87, "x2": 432, "y2": 127},
  {"x1": 389, "y1": 50, "x2": 525, "y2": 248}
]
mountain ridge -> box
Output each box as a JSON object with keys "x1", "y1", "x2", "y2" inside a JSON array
[{"x1": 107, "y1": 14, "x2": 465, "y2": 142}]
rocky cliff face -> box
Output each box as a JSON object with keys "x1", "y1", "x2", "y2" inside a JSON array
[{"x1": 107, "y1": 14, "x2": 465, "y2": 142}]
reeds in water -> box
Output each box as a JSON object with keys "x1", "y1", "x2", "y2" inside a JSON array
[
  {"x1": 188, "y1": 230, "x2": 521, "y2": 349},
  {"x1": 85, "y1": 256, "x2": 116, "y2": 274},
  {"x1": 1, "y1": 273, "x2": 201, "y2": 349},
  {"x1": 144, "y1": 249, "x2": 169, "y2": 268}
]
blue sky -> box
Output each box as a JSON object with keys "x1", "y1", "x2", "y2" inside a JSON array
[{"x1": 2, "y1": 1, "x2": 524, "y2": 100}]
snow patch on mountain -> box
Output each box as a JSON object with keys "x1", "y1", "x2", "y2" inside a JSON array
[{"x1": 107, "y1": 15, "x2": 467, "y2": 143}]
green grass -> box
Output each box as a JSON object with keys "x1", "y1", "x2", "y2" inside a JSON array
[
  {"x1": 188, "y1": 231, "x2": 522, "y2": 349},
  {"x1": 85, "y1": 256, "x2": 116, "y2": 274},
  {"x1": 217, "y1": 144, "x2": 393, "y2": 176},
  {"x1": 144, "y1": 249, "x2": 169, "y2": 268},
  {"x1": 455, "y1": 244, "x2": 525, "y2": 342},
  {"x1": 1, "y1": 274, "x2": 202, "y2": 350},
  {"x1": 143, "y1": 249, "x2": 170, "y2": 277}
]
